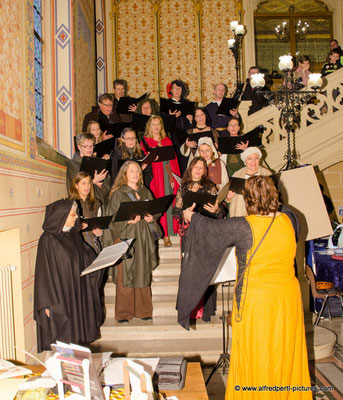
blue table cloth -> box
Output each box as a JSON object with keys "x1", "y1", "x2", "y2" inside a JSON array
[{"x1": 313, "y1": 245, "x2": 343, "y2": 314}]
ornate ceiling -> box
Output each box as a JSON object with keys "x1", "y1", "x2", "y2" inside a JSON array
[{"x1": 256, "y1": 0, "x2": 329, "y2": 13}]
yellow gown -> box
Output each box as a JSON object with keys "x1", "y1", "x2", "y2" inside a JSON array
[{"x1": 225, "y1": 214, "x2": 311, "y2": 399}]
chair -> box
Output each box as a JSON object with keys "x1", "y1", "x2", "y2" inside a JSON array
[{"x1": 305, "y1": 265, "x2": 343, "y2": 326}]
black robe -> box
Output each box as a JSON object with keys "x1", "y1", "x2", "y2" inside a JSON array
[
  {"x1": 177, "y1": 206, "x2": 299, "y2": 330},
  {"x1": 34, "y1": 199, "x2": 103, "y2": 352}
]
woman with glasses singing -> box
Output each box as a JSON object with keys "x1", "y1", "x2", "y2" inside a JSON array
[
  {"x1": 66, "y1": 132, "x2": 110, "y2": 206},
  {"x1": 110, "y1": 127, "x2": 152, "y2": 186}
]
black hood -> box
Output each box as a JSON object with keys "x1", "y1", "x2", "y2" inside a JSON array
[{"x1": 42, "y1": 199, "x2": 75, "y2": 234}]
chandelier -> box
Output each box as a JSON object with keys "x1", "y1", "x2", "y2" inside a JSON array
[
  {"x1": 251, "y1": 56, "x2": 322, "y2": 170},
  {"x1": 275, "y1": 20, "x2": 310, "y2": 42}
]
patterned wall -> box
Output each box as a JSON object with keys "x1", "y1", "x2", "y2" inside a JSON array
[
  {"x1": 202, "y1": 0, "x2": 238, "y2": 102},
  {"x1": 159, "y1": 1, "x2": 199, "y2": 100},
  {"x1": 0, "y1": 1, "x2": 66, "y2": 362},
  {"x1": 73, "y1": 0, "x2": 96, "y2": 134},
  {"x1": 116, "y1": 1, "x2": 156, "y2": 97},
  {"x1": 0, "y1": 0, "x2": 23, "y2": 148},
  {"x1": 111, "y1": 0, "x2": 239, "y2": 104}
]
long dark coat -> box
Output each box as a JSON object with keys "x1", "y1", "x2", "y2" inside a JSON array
[
  {"x1": 103, "y1": 185, "x2": 159, "y2": 287},
  {"x1": 34, "y1": 199, "x2": 103, "y2": 352}
]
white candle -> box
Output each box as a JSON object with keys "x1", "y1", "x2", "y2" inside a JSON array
[
  {"x1": 250, "y1": 73, "x2": 265, "y2": 88},
  {"x1": 228, "y1": 39, "x2": 236, "y2": 49},
  {"x1": 278, "y1": 55, "x2": 293, "y2": 71},
  {"x1": 308, "y1": 73, "x2": 323, "y2": 88},
  {"x1": 235, "y1": 24, "x2": 245, "y2": 35},
  {"x1": 230, "y1": 21, "x2": 239, "y2": 31}
]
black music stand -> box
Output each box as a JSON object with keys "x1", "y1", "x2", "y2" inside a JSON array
[{"x1": 205, "y1": 280, "x2": 234, "y2": 386}]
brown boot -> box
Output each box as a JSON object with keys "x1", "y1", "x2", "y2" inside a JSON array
[{"x1": 164, "y1": 236, "x2": 172, "y2": 247}]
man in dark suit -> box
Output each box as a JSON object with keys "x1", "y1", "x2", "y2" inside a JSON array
[
  {"x1": 234, "y1": 66, "x2": 270, "y2": 115},
  {"x1": 82, "y1": 93, "x2": 121, "y2": 132}
]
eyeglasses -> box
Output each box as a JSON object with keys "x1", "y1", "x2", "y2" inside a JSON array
[
  {"x1": 123, "y1": 136, "x2": 136, "y2": 141},
  {"x1": 100, "y1": 102, "x2": 113, "y2": 108},
  {"x1": 80, "y1": 145, "x2": 94, "y2": 150}
]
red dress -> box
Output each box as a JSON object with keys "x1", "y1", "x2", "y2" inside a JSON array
[{"x1": 143, "y1": 137, "x2": 180, "y2": 236}]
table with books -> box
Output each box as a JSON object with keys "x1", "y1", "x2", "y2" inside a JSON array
[{"x1": 9, "y1": 362, "x2": 208, "y2": 400}]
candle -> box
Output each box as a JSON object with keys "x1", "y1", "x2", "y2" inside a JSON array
[
  {"x1": 278, "y1": 55, "x2": 293, "y2": 71},
  {"x1": 228, "y1": 39, "x2": 236, "y2": 49},
  {"x1": 235, "y1": 24, "x2": 245, "y2": 35},
  {"x1": 250, "y1": 73, "x2": 265, "y2": 88},
  {"x1": 308, "y1": 73, "x2": 323, "y2": 88},
  {"x1": 230, "y1": 21, "x2": 239, "y2": 31}
]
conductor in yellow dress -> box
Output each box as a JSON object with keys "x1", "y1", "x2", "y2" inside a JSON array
[{"x1": 180, "y1": 176, "x2": 311, "y2": 399}]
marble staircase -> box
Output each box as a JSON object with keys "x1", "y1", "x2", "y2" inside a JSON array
[
  {"x1": 92, "y1": 236, "x2": 232, "y2": 364},
  {"x1": 92, "y1": 237, "x2": 337, "y2": 363}
]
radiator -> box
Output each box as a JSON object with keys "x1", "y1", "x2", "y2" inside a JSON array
[{"x1": 0, "y1": 265, "x2": 16, "y2": 360}]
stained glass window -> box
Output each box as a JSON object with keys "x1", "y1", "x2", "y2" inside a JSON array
[{"x1": 34, "y1": 0, "x2": 44, "y2": 140}]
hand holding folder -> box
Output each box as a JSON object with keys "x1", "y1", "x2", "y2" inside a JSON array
[
  {"x1": 217, "y1": 125, "x2": 264, "y2": 154},
  {"x1": 160, "y1": 98, "x2": 195, "y2": 117},
  {"x1": 116, "y1": 93, "x2": 147, "y2": 114},
  {"x1": 79, "y1": 156, "x2": 111, "y2": 178},
  {"x1": 81, "y1": 216, "x2": 113, "y2": 231},
  {"x1": 114, "y1": 195, "x2": 174, "y2": 222}
]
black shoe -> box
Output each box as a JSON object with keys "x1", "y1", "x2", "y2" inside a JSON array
[
  {"x1": 140, "y1": 317, "x2": 152, "y2": 321},
  {"x1": 117, "y1": 319, "x2": 129, "y2": 324}
]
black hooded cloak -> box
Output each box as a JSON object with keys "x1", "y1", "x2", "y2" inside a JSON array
[{"x1": 34, "y1": 199, "x2": 103, "y2": 352}]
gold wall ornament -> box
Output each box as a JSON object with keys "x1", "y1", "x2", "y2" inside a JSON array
[
  {"x1": 235, "y1": 0, "x2": 245, "y2": 22},
  {"x1": 192, "y1": 0, "x2": 204, "y2": 15},
  {"x1": 110, "y1": 0, "x2": 122, "y2": 80},
  {"x1": 192, "y1": 0, "x2": 205, "y2": 104},
  {"x1": 149, "y1": 0, "x2": 164, "y2": 98},
  {"x1": 149, "y1": 0, "x2": 163, "y2": 16}
]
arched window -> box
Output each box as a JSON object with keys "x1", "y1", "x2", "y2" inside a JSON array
[{"x1": 254, "y1": 0, "x2": 332, "y2": 79}]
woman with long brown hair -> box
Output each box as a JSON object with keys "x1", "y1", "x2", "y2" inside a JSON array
[
  {"x1": 173, "y1": 156, "x2": 223, "y2": 252},
  {"x1": 180, "y1": 176, "x2": 311, "y2": 399},
  {"x1": 173, "y1": 156, "x2": 225, "y2": 322},
  {"x1": 69, "y1": 171, "x2": 103, "y2": 253},
  {"x1": 103, "y1": 161, "x2": 160, "y2": 323}
]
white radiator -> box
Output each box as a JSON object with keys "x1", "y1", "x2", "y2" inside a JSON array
[{"x1": 0, "y1": 265, "x2": 16, "y2": 360}]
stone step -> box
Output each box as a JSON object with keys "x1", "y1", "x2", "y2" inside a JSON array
[
  {"x1": 104, "y1": 299, "x2": 232, "y2": 317},
  {"x1": 158, "y1": 247, "x2": 181, "y2": 260},
  {"x1": 99, "y1": 315, "x2": 230, "y2": 341},
  {"x1": 104, "y1": 283, "x2": 233, "y2": 300},
  {"x1": 91, "y1": 337, "x2": 228, "y2": 365},
  {"x1": 153, "y1": 262, "x2": 181, "y2": 276},
  {"x1": 158, "y1": 236, "x2": 180, "y2": 246},
  {"x1": 104, "y1": 281, "x2": 180, "y2": 296}
]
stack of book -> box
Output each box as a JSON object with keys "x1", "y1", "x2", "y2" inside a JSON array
[{"x1": 155, "y1": 357, "x2": 187, "y2": 391}]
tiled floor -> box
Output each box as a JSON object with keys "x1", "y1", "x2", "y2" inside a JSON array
[{"x1": 202, "y1": 317, "x2": 343, "y2": 400}]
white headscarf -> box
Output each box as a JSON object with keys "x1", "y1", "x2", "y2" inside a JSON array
[
  {"x1": 240, "y1": 147, "x2": 262, "y2": 164},
  {"x1": 194, "y1": 137, "x2": 219, "y2": 161}
]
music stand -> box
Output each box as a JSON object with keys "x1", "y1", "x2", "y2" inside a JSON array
[{"x1": 205, "y1": 247, "x2": 237, "y2": 386}]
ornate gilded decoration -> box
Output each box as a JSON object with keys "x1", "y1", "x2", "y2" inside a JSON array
[
  {"x1": 109, "y1": 0, "x2": 237, "y2": 103},
  {"x1": 201, "y1": 0, "x2": 237, "y2": 103},
  {"x1": 110, "y1": 0, "x2": 122, "y2": 79},
  {"x1": 115, "y1": 1, "x2": 156, "y2": 96},
  {"x1": 149, "y1": 0, "x2": 164, "y2": 97},
  {"x1": 192, "y1": 0, "x2": 204, "y2": 103}
]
